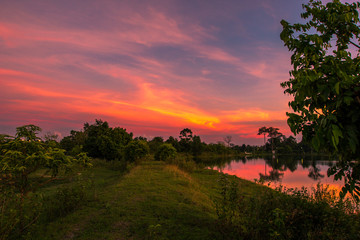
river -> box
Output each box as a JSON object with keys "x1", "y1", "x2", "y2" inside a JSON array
[{"x1": 211, "y1": 155, "x2": 344, "y2": 193}]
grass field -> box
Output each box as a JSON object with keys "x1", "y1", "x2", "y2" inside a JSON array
[
  {"x1": 6, "y1": 158, "x2": 358, "y2": 240},
  {"x1": 23, "y1": 160, "x2": 263, "y2": 240}
]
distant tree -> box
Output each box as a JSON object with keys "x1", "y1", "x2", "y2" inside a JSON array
[
  {"x1": 165, "y1": 136, "x2": 180, "y2": 151},
  {"x1": 149, "y1": 136, "x2": 164, "y2": 154},
  {"x1": 124, "y1": 140, "x2": 149, "y2": 163},
  {"x1": 258, "y1": 127, "x2": 283, "y2": 153},
  {"x1": 154, "y1": 143, "x2": 177, "y2": 162},
  {"x1": 223, "y1": 136, "x2": 232, "y2": 147},
  {"x1": 179, "y1": 128, "x2": 193, "y2": 153},
  {"x1": 308, "y1": 161, "x2": 325, "y2": 181},
  {"x1": 191, "y1": 135, "x2": 203, "y2": 156},
  {"x1": 277, "y1": 136, "x2": 299, "y2": 154},
  {"x1": 179, "y1": 128, "x2": 193, "y2": 141},
  {"x1": 44, "y1": 131, "x2": 60, "y2": 149},
  {"x1": 82, "y1": 119, "x2": 133, "y2": 160},
  {"x1": 258, "y1": 127, "x2": 268, "y2": 147},
  {"x1": 134, "y1": 136, "x2": 147, "y2": 141},
  {"x1": 280, "y1": 0, "x2": 360, "y2": 197},
  {"x1": 44, "y1": 131, "x2": 59, "y2": 142},
  {"x1": 60, "y1": 130, "x2": 87, "y2": 155}
]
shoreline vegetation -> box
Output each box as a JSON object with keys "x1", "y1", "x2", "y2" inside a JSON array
[
  {"x1": 1, "y1": 122, "x2": 359, "y2": 239},
  {"x1": 1, "y1": 157, "x2": 360, "y2": 239}
]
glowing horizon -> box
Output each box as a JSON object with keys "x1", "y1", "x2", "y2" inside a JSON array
[{"x1": 0, "y1": 0, "x2": 311, "y2": 145}]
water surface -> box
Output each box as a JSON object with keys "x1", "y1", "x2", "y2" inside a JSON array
[{"x1": 212, "y1": 156, "x2": 343, "y2": 192}]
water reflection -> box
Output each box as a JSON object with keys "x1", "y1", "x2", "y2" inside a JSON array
[{"x1": 210, "y1": 155, "x2": 343, "y2": 192}]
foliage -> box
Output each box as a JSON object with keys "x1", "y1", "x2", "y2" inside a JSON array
[
  {"x1": 148, "y1": 136, "x2": 164, "y2": 154},
  {"x1": 191, "y1": 135, "x2": 204, "y2": 157},
  {"x1": 60, "y1": 130, "x2": 86, "y2": 155},
  {"x1": 124, "y1": 140, "x2": 149, "y2": 163},
  {"x1": 40, "y1": 185, "x2": 88, "y2": 222},
  {"x1": 280, "y1": 0, "x2": 360, "y2": 197},
  {"x1": 154, "y1": 143, "x2": 177, "y2": 162},
  {"x1": 215, "y1": 174, "x2": 360, "y2": 240},
  {"x1": 0, "y1": 125, "x2": 76, "y2": 195},
  {"x1": 179, "y1": 128, "x2": 193, "y2": 141},
  {"x1": 83, "y1": 120, "x2": 133, "y2": 160},
  {"x1": 258, "y1": 127, "x2": 284, "y2": 153},
  {"x1": 0, "y1": 125, "x2": 91, "y2": 239}
]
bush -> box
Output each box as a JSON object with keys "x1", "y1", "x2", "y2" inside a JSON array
[
  {"x1": 215, "y1": 175, "x2": 360, "y2": 240},
  {"x1": 40, "y1": 185, "x2": 87, "y2": 222},
  {"x1": 124, "y1": 140, "x2": 149, "y2": 163},
  {"x1": 154, "y1": 144, "x2": 177, "y2": 162}
]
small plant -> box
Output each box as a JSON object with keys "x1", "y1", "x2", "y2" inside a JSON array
[
  {"x1": 40, "y1": 185, "x2": 87, "y2": 222},
  {"x1": 147, "y1": 224, "x2": 168, "y2": 240}
]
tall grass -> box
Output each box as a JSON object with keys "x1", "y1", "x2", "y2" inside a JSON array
[{"x1": 215, "y1": 174, "x2": 360, "y2": 240}]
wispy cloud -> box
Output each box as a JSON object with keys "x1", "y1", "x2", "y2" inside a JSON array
[{"x1": 0, "y1": 0, "x2": 303, "y2": 144}]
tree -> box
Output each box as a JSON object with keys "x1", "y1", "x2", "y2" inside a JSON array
[
  {"x1": 165, "y1": 136, "x2": 180, "y2": 151},
  {"x1": 280, "y1": 0, "x2": 360, "y2": 198},
  {"x1": 124, "y1": 140, "x2": 149, "y2": 163},
  {"x1": 223, "y1": 136, "x2": 232, "y2": 147},
  {"x1": 154, "y1": 143, "x2": 177, "y2": 162},
  {"x1": 148, "y1": 136, "x2": 164, "y2": 154},
  {"x1": 258, "y1": 127, "x2": 283, "y2": 153},
  {"x1": 83, "y1": 119, "x2": 132, "y2": 160},
  {"x1": 179, "y1": 128, "x2": 193, "y2": 153},
  {"x1": 0, "y1": 125, "x2": 91, "y2": 237},
  {"x1": 191, "y1": 135, "x2": 204, "y2": 156},
  {"x1": 60, "y1": 130, "x2": 87, "y2": 155},
  {"x1": 179, "y1": 128, "x2": 193, "y2": 141}
]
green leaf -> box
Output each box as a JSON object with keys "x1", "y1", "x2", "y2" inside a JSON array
[
  {"x1": 343, "y1": 96, "x2": 353, "y2": 105},
  {"x1": 312, "y1": 135, "x2": 320, "y2": 151},
  {"x1": 331, "y1": 124, "x2": 343, "y2": 149},
  {"x1": 334, "y1": 82, "x2": 340, "y2": 94}
]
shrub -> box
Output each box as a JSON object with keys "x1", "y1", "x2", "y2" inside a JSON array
[
  {"x1": 154, "y1": 144, "x2": 177, "y2": 162},
  {"x1": 215, "y1": 175, "x2": 360, "y2": 240},
  {"x1": 124, "y1": 140, "x2": 149, "y2": 163},
  {"x1": 41, "y1": 185, "x2": 87, "y2": 222}
]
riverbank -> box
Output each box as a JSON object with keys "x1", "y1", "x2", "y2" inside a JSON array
[
  {"x1": 22, "y1": 160, "x2": 265, "y2": 239},
  {"x1": 9, "y1": 159, "x2": 360, "y2": 239}
]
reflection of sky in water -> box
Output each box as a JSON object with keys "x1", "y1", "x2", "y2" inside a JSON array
[{"x1": 217, "y1": 158, "x2": 344, "y2": 193}]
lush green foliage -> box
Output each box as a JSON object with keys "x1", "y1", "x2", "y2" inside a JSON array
[
  {"x1": 154, "y1": 143, "x2": 177, "y2": 161},
  {"x1": 0, "y1": 125, "x2": 91, "y2": 239},
  {"x1": 83, "y1": 119, "x2": 133, "y2": 160},
  {"x1": 215, "y1": 174, "x2": 360, "y2": 240},
  {"x1": 281, "y1": 0, "x2": 360, "y2": 197},
  {"x1": 124, "y1": 140, "x2": 149, "y2": 163}
]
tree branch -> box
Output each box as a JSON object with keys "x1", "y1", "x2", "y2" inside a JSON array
[{"x1": 349, "y1": 40, "x2": 360, "y2": 49}]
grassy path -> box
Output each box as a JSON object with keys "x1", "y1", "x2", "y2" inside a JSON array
[{"x1": 33, "y1": 161, "x2": 231, "y2": 239}]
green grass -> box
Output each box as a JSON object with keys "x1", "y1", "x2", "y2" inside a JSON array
[
  {"x1": 6, "y1": 158, "x2": 358, "y2": 240},
  {"x1": 25, "y1": 160, "x2": 267, "y2": 240}
]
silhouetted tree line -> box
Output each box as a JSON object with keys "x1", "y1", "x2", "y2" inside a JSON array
[
  {"x1": 58, "y1": 120, "x2": 319, "y2": 165},
  {"x1": 257, "y1": 126, "x2": 320, "y2": 155},
  {"x1": 59, "y1": 119, "x2": 273, "y2": 164}
]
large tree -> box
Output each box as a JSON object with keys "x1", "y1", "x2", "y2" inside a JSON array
[
  {"x1": 280, "y1": 0, "x2": 360, "y2": 197},
  {"x1": 257, "y1": 127, "x2": 283, "y2": 153}
]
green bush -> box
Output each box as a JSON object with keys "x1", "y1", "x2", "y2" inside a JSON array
[
  {"x1": 40, "y1": 185, "x2": 87, "y2": 222},
  {"x1": 124, "y1": 140, "x2": 149, "y2": 163},
  {"x1": 215, "y1": 175, "x2": 360, "y2": 240},
  {"x1": 154, "y1": 144, "x2": 177, "y2": 162}
]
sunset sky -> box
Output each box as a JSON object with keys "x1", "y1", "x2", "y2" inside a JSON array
[{"x1": 0, "y1": 0, "x2": 342, "y2": 145}]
